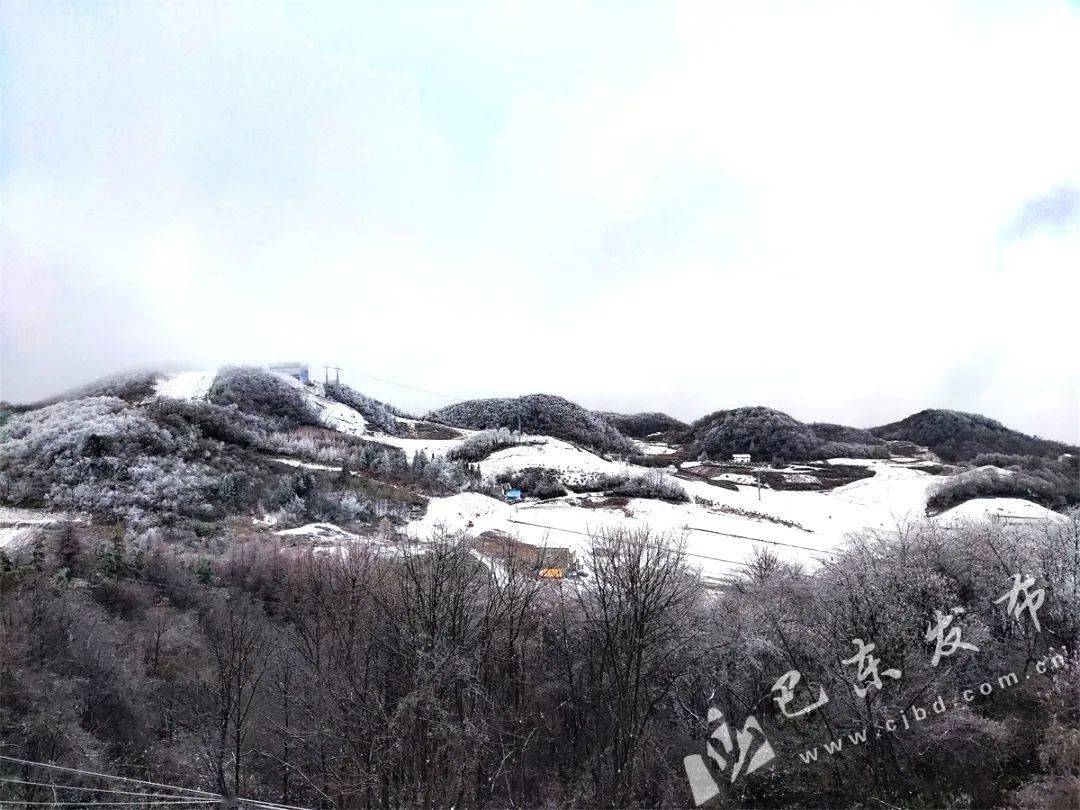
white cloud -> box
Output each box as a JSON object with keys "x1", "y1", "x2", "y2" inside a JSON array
[{"x1": 1, "y1": 1, "x2": 1077, "y2": 440}]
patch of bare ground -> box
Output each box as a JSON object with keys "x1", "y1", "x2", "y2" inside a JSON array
[
  {"x1": 634, "y1": 452, "x2": 685, "y2": 468},
  {"x1": 797, "y1": 462, "x2": 876, "y2": 490},
  {"x1": 472, "y1": 531, "x2": 576, "y2": 571},
  {"x1": 679, "y1": 461, "x2": 875, "y2": 492},
  {"x1": 407, "y1": 421, "x2": 464, "y2": 440},
  {"x1": 674, "y1": 465, "x2": 740, "y2": 490},
  {"x1": 900, "y1": 462, "x2": 955, "y2": 476},
  {"x1": 571, "y1": 495, "x2": 633, "y2": 512}
]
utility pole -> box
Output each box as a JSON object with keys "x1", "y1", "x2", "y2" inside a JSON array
[
  {"x1": 756, "y1": 465, "x2": 762, "y2": 501},
  {"x1": 323, "y1": 365, "x2": 342, "y2": 384}
]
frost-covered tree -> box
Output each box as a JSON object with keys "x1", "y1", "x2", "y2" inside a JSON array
[
  {"x1": 447, "y1": 428, "x2": 522, "y2": 462},
  {"x1": 323, "y1": 381, "x2": 404, "y2": 435},
  {"x1": 208, "y1": 366, "x2": 318, "y2": 427}
]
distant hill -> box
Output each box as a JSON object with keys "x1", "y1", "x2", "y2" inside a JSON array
[
  {"x1": 869, "y1": 409, "x2": 1075, "y2": 462},
  {"x1": 683, "y1": 406, "x2": 821, "y2": 461},
  {"x1": 596, "y1": 411, "x2": 688, "y2": 439},
  {"x1": 683, "y1": 407, "x2": 893, "y2": 461},
  {"x1": 428, "y1": 394, "x2": 635, "y2": 455},
  {"x1": 809, "y1": 422, "x2": 885, "y2": 446}
]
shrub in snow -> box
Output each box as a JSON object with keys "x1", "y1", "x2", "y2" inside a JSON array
[
  {"x1": 302, "y1": 490, "x2": 407, "y2": 525},
  {"x1": 967, "y1": 453, "x2": 1077, "y2": 507},
  {"x1": 428, "y1": 394, "x2": 635, "y2": 456},
  {"x1": 208, "y1": 366, "x2": 318, "y2": 427},
  {"x1": 323, "y1": 382, "x2": 405, "y2": 435},
  {"x1": 610, "y1": 472, "x2": 689, "y2": 502},
  {"x1": 448, "y1": 428, "x2": 523, "y2": 462},
  {"x1": 149, "y1": 398, "x2": 272, "y2": 448},
  {"x1": 569, "y1": 471, "x2": 689, "y2": 502},
  {"x1": 410, "y1": 451, "x2": 482, "y2": 494}
]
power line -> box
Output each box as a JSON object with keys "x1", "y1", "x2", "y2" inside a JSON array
[
  {"x1": 0, "y1": 756, "x2": 216, "y2": 800},
  {"x1": 349, "y1": 371, "x2": 459, "y2": 403},
  {"x1": 0, "y1": 757, "x2": 312, "y2": 810},
  {"x1": 505, "y1": 517, "x2": 754, "y2": 569},
  {"x1": 683, "y1": 525, "x2": 837, "y2": 558},
  {"x1": 0, "y1": 803, "x2": 216, "y2": 807},
  {"x1": 0, "y1": 777, "x2": 206, "y2": 801},
  {"x1": 238, "y1": 801, "x2": 314, "y2": 810}
]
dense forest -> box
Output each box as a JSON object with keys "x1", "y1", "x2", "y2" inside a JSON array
[
  {"x1": 1, "y1": 515, "x2": 1076, "y2": 808},
  {"x1": 595, "y1": 411, "x2": 689, "y2": 439},
  {"x1": 870, "y1": 409, "x2": 1076, "y2": 463},
  {"x1": 808, "y1": 422, "x2": 886, "y2": 446},
  {"x1": 682, "y1": 407, "x2": 888, "y2": 462}
]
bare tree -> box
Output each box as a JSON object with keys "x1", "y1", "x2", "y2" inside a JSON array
[
  {"x1": 202, "y1": 593, "x2": 273, "y2": 797},
  {"x1": 554, "y1": 527, "x2": 704, "y2": 806}
]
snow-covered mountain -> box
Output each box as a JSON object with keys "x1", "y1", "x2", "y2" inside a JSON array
[{"x1": 1, "y1": 366, "x2": 1071, "y2": 585}]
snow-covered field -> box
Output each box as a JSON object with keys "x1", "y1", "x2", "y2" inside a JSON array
[
  {"x1": 406, "y1": 456, "x2": 954, "y2": 580},
  {"x1": 407, "y1": 454, "x2": 1068, "y2": 582},
  {"x1": 634, "y1": 439, "x2": 678, "y2": 456},
  {"x1": 931, "y1": 497, "x2": 1062, "y2": 525},
  {"x1": 478, "y1": 437, "x2": 632, "y2": 480}
]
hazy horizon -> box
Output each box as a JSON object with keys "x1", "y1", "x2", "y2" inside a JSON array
[
  {"x1": 3, "y1": 360, "x2": 1075, "y2": 445},
  {"x1": 2, "y1": 2, "x2": 1078, "y2": 441}
]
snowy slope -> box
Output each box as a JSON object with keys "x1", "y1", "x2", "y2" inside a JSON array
[
  {"x1": 155, "y1": 371, "x2": 215, "y2": 400},
  {"x1": 407, "y1": 458, "x2": 962, "y2": 581},
  {"x1": 931, "y1": 497, "x2": 1064, "y2": 525},
  {"x1": 154, "y1": 368, "x2": 469, "y2": 459}
]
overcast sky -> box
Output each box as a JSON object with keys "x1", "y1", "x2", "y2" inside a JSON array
[{"x1": 1, "y1": 1, "x2": 1078, "y2": 441}]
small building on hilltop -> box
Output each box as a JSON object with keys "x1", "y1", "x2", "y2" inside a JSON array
[{"x1": 269, "y1": 362, "x2": 309, "y2": 384}]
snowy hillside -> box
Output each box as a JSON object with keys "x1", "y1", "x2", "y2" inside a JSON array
[
  {"x1": 145, "y1": 368, "x2": 1073, "y2": 582},
  {"x1": 154, "y1": 368, "x2": 469, "y2": 458}
]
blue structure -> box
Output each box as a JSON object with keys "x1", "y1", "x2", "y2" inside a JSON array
[
  {"x1": 269, "y1": 362, "x2": 310, "y2": 384},
  {"x1": 505, "y1": 489, "x2": 522, "y2": 503}
]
